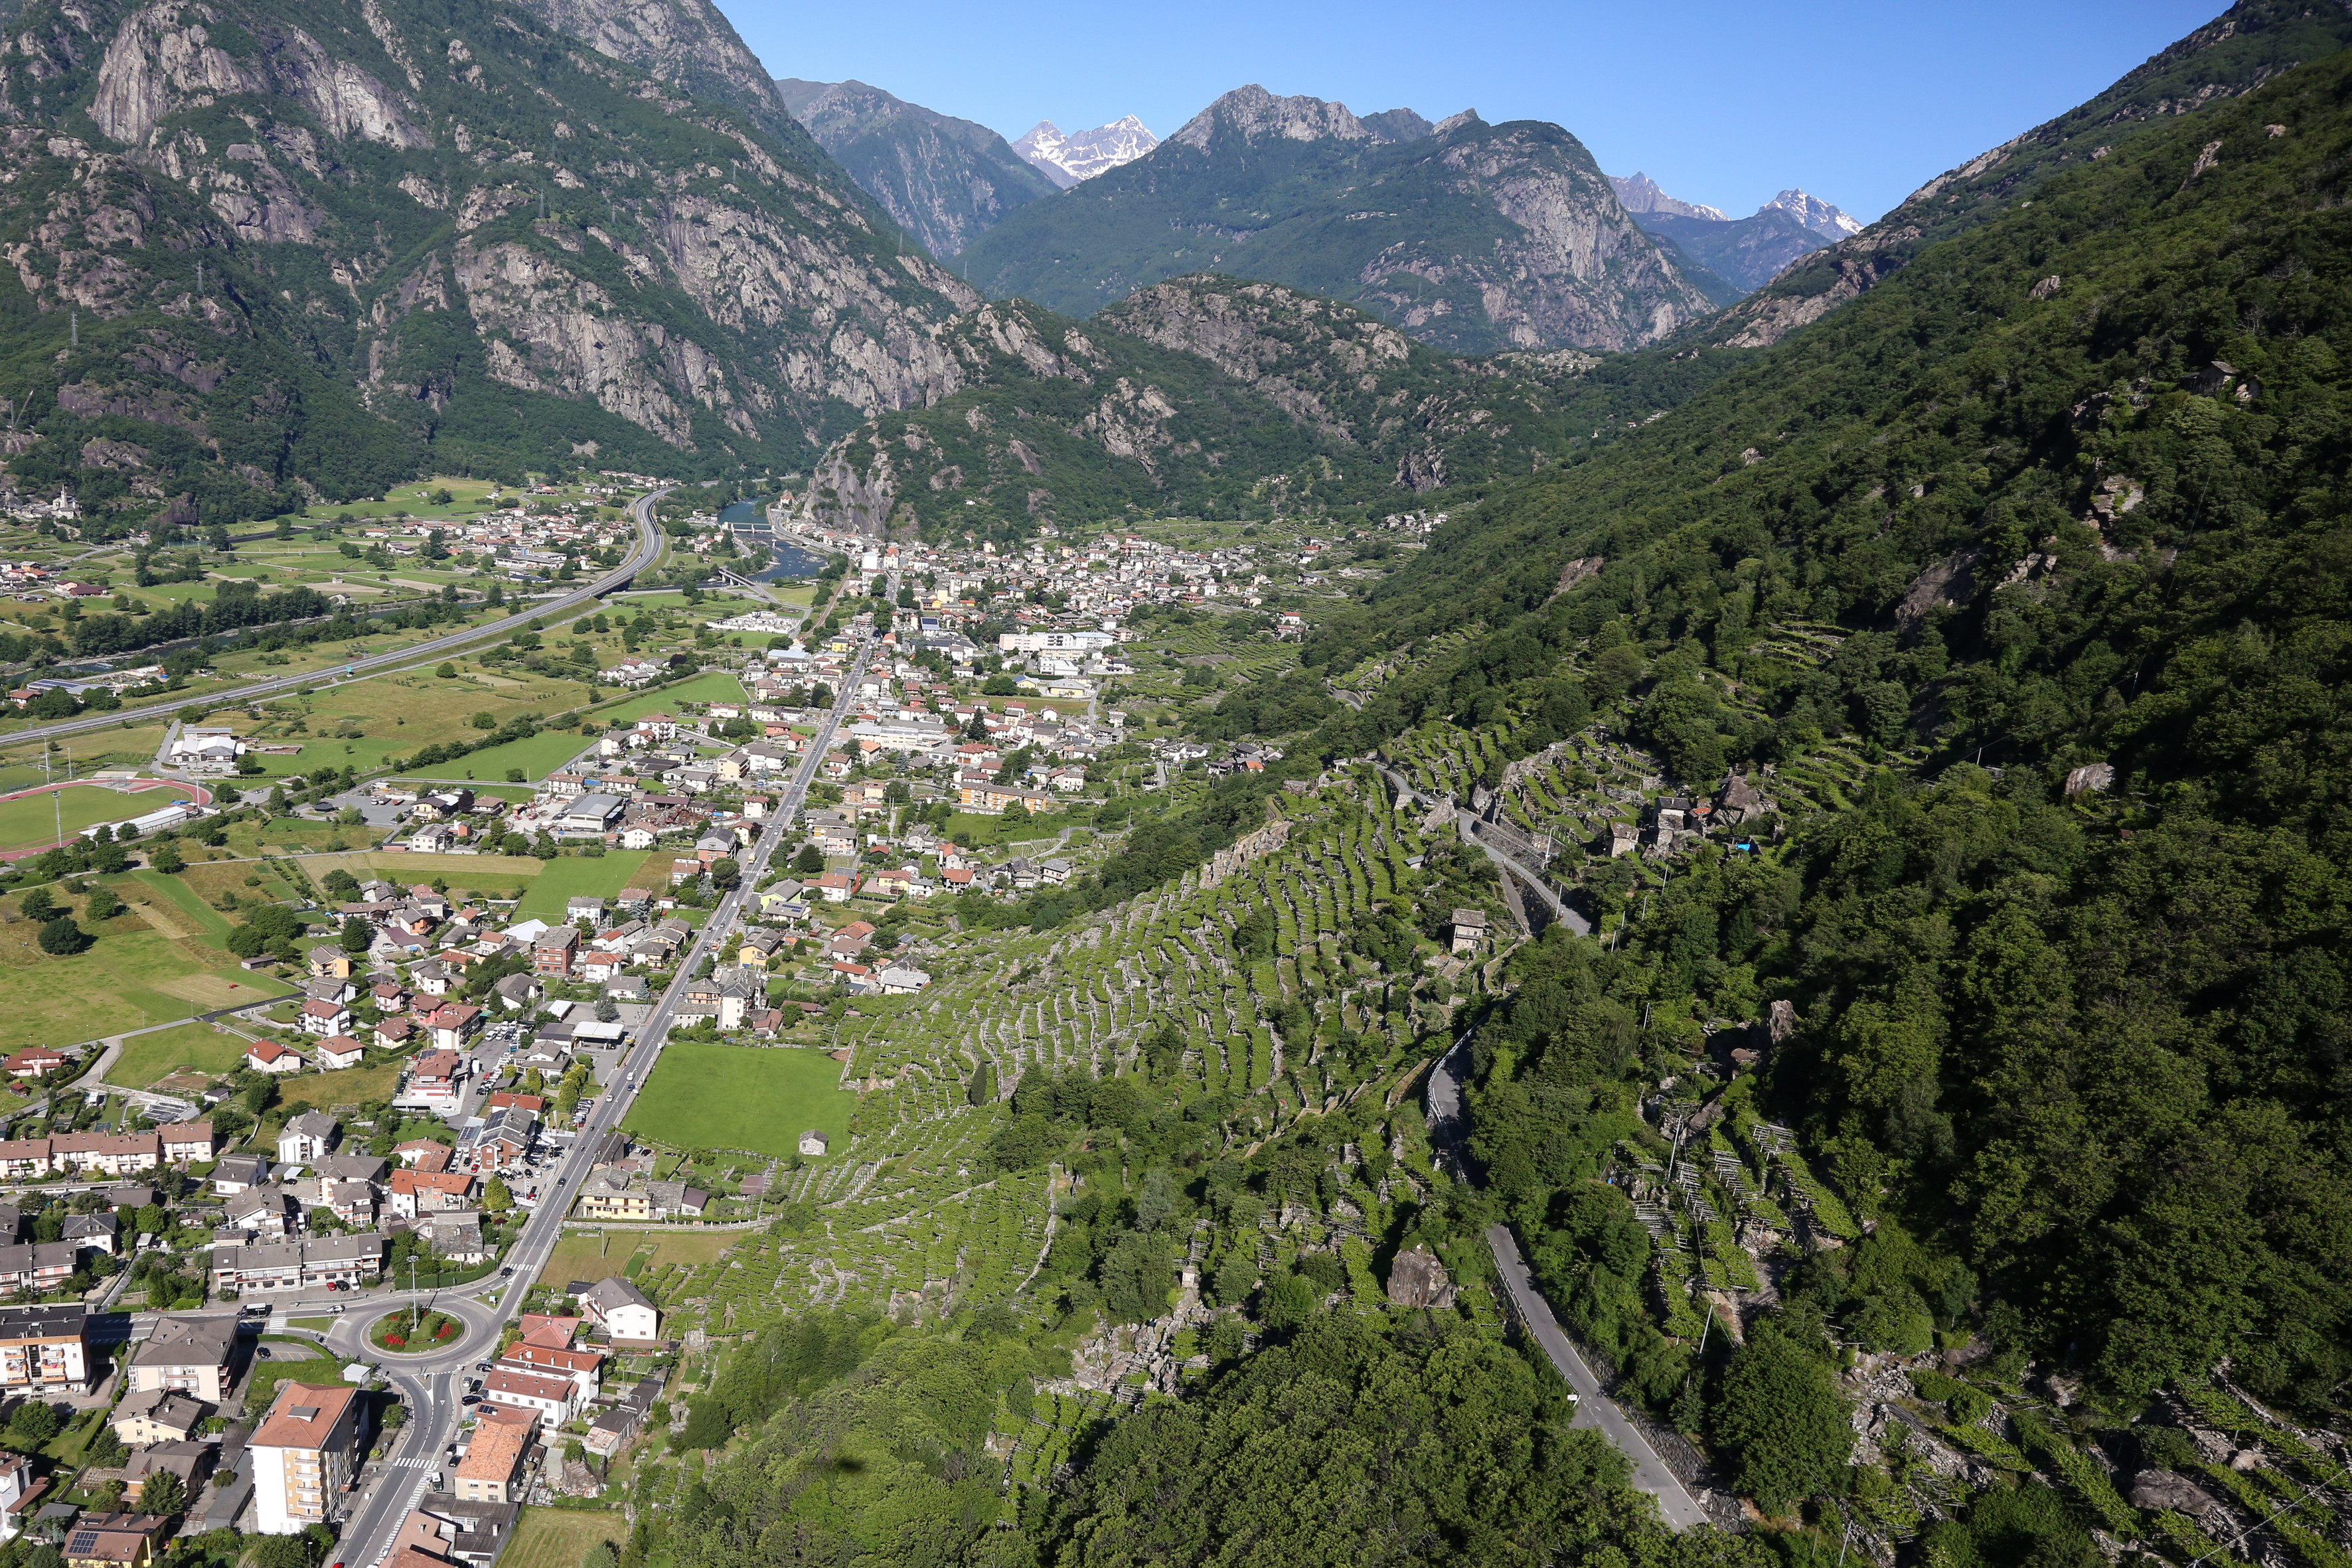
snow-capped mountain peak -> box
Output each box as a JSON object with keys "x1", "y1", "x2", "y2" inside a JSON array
[
  {"x1": 1012, "y1": 115, "x2": 1158, "y2": 189},
  {"x1": 1760, "y1": 189, "x2": 1863, "y2": 239}
]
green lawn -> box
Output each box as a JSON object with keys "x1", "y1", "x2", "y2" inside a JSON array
[
  {"x1": 514, "y1": 853, "x2": 652, "y2": 921},
  {"x1": 0, "y1": 784, "x2": 198, "y2": 852},
  {"x1": 110, "y1": 1021, "x2": 250, "y2": 1085},
  {"x1": 503, "y1": 1508, "x2": 627, "y2": 1568},
  {"x1": 624, "y1": 1043, "x2": 853, "y2": 1160},
  {"x1": 242, "y1": 1347, "x2": 351, "y2": 1421}
]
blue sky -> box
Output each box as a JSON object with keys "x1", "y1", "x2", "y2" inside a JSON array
[{"x1": 721, "y1": 0, "x2": 2223, "y2": 221}]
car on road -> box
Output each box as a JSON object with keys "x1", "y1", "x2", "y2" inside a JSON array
[{"x1": 256, "y1": 1348, "x2": 272, "y2": 1359}]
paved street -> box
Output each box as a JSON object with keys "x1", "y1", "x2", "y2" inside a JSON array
[{"x1": 326, "y1": 602, "x2": 878, "y2": 1568}]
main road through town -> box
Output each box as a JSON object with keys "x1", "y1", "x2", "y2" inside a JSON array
[
  {"x1": 0, "y1": 489, "x2": 673, "y2": 751},
  {"x1": 328, "y1": 619, "x2": 880, "y2": 1568}
]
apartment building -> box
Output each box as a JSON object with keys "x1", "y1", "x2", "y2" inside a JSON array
[
  {"x1": 0, "y1": 1304, "x2": 88, "y2": 1394},
  {"x1": 250, "y1": 1381, "x2": 360, "y2": 1534},
  {"x1": 127, "y1": 1314, "x2": 236, "y2": 1402}
]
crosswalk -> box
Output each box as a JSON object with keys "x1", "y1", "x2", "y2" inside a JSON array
[{"x1": 382, "y1": 1456, "x2": 433, "y2": 1470}]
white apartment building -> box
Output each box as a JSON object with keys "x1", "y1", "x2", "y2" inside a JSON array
[{"x1": 250, "y1": 1381, "x2": 360, "y2": 1534}]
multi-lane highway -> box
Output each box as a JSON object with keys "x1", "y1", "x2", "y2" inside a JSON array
[
  {"x1": 329, "y1": 616, "x2": 880, "y2": 1567},
  {"x1": 0, "y1": 489, "x2": 671, "y2": 751}
]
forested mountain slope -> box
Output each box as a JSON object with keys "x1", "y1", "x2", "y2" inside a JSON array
[
  {"x1": 1293, "y1": 46, "x2": 2352, "y2": 1407},
  {"x1": 1706, "y1": 0, "x2": 2352, "y2": 348},
  {"x1": 0, "y1": 0, "x2": 976, "y2": 528},
  {"x1": 802, "y1": 275, "x2": 1750, "y2": 539},
  {"x1": 957, "y1": 86, "x2": 1711, "y2": 355}
]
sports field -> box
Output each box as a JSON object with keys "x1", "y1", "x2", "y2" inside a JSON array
[
  {"x1": 624, "y1": 1043, "x2": 853, "y2": 1160},
  {"x1": 0, "y1": 783, "x2": 198, "y2": 852}
]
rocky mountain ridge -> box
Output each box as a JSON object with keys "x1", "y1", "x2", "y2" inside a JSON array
[
  {"x1": 0, "y1": 0, "x2": 982, "y2": 528},
  {"x1": 1701, "y1": 0, "x2": 2352, "y2": 348},
  {"x1": 1011, "y1": 115, "x2": 1158, "y2": 188},
  {"x1": 1761, "y1": 188, "x2": 1861, "y2": 238},
  {"x1": 960, "y1": 89, "x2": 1713, "y2": 356},
  {"x1": 803, "y1": 275, "x2": 1624, "y2": 537},
  {"x1": 777, "y1": 77, "x2": 1058, "y2": 257},
  {"x1": 1608, "y1": 171, "x2": 1726, "y2": 220}
]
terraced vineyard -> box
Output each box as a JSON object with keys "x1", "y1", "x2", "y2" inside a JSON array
[{"x1": 624, "y1": 766, "x2": 1478, "y2": 1339}]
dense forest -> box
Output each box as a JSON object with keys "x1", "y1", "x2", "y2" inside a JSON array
[
  {"x1": 1285, "y1": 50, "x2": 2352, "y2": 1411},
  {"x1": 602, "y1": 31, "x2": 2352, "y2": 1568}
]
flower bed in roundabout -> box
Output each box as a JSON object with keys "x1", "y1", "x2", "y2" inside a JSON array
[{"x1": 370, "y1": 1308, "x2": 463, "y2": 1353}]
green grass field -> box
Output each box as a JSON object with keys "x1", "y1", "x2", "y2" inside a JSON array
[
  {"x1": 624, "y1": 1043, "x2": 853, "y2": 1160},
  {"x1": 0, "y1": 784, "x2": 198, "y2": 852},
  {"x1": 121, "y1": 870, "x2": 236, "y2": 941},
  {"x1": 0, "y1": 922, "x2": 295, "y2": 1048},
  {"x1": 536, "y1": 1230, "x2": 735, "y2": 1289},
  {"x1": 514, "y1": 853, "x2": 652, "y2": 921},
  {"x1": 503, "y1": 1508, "x2": 627, "y2": 1568},
  {"x1": 109, "y1": 1022, "x2": 251, "y2": 1085},
  {"x1": 406, "y1": 670, "x2": 746, "y2": 783}
]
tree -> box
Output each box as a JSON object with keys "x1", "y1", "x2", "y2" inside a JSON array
[
  {"x1": 226, "y1": 923, "x2": 268, "y2": 960},
  {"x1": 792, "y1": 844, "x2": 825, "y2": 875},
  {"x1": 84, "y1": 885, "x2": 121, "y2": 921},
  {"x1": 7, "y1": 1401, "x2": 59, "y2": 1445},
  {"x1": 37, "y1": 916, "x2": 88, "y2": 956},
  {"x1": 137, "y1": 1470, "x2": 186, "y2": 1516},
  {"x1": 340, "y1": 915, "x2": 372, "y2": 955},
  {"x1": 1712, "y1": 1322, "x2": 1851, "y2": 1514},
  {"x1": 149, "y1": 840, "x2": 184, "y2": 875},
  {"x1": 17, "y1": 886, "x2": 54, "y2": 922},
  {"x1": 483, "y1": 1177, "x2": 512, "y2": 1214},
  {"x1": 435, "y1": 662, "x2": 457, "y2": 678},
  {"x1": 710, "y1": 856, "x2": 740, "y2": 891}
]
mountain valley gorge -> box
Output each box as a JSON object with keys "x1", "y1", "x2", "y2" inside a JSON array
[{"x1": 0, "y1": 2, "x2": 2345, "y2": 1567}]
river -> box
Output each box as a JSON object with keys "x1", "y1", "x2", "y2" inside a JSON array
[{"x1": 718, "y1": 499, "x2": 828, "y2": 583}]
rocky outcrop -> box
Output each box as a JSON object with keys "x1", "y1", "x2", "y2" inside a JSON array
[
  {"x1": 505, "y1": 0, "x2": 795, "y2": 135},
  {"x1": 778, "y1": 78, "x2": 1059, "y2": 258},
  {"x1": 1385, "y1": 1245, "x2": 1456, "y2": 1308},
  {"x1": 1168, "y1": 86, "x2": 1433, "y2": 153}
]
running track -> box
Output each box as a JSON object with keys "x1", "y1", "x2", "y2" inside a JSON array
[{"x1": 0, "y1": 777, "x2": 216, "y2": 861}]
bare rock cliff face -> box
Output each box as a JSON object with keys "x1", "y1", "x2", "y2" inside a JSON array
[
  {"x1": 778, "y1": 77, "x2": 1058, "y2": 258},
  {"x1": 503, "y1": 0, "x2": 795, "y2": 135},
  {"x1": 0, "y1": 0, "x2": 980, "y2": 493},
  {"x1": 1352, "y1": 120, "x2": 1712, "y2": 354}
]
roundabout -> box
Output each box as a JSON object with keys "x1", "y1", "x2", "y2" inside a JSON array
[{"x1": 368, "y1": 1306, "x2": 465, "y2": 1354}]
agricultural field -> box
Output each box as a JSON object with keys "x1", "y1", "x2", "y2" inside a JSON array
[
  {"x1": 296, "y1": 851, "x2": 549, "y2": 900},
  {"x1": 0, "y1": 882, "x2": 295, "y2": 1047},
  {"x1": 195, "y1": 664, "x2": 605, "y2": 779},
  {"x1": 108, "y1": 1020, "x2": 250, "y2": 1086},
  {"x1": 501, "y1": 1508, "x2": 627, "y2": 1568},
  {"x1": 514, "y1": 854, "x2": 653, "y2": 921},
  {"x1": 624, "y1": 1044, "x2": 854, "y2": 1161},
  {"x1": 536, "y1": 1229, "x2": 736, "y2": 1291}
]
